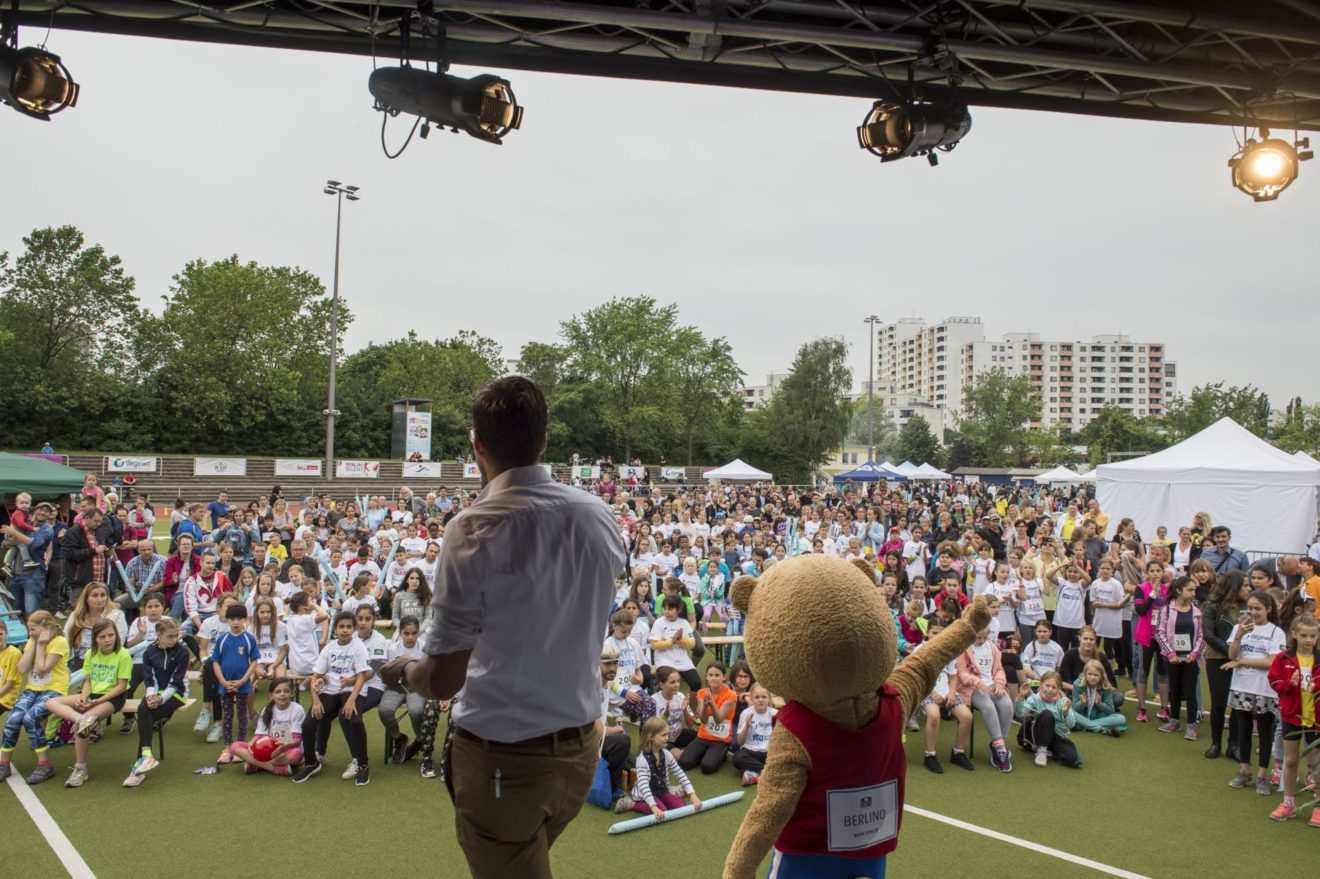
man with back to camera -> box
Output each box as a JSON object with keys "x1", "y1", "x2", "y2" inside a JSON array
[{"x1": 381, "y1": 376, "x2": 627, "y2": 879}]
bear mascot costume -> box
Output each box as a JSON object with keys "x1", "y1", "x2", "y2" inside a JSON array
[{"x1": 722, "y1": 555, "x2": 990, "y2": 879}]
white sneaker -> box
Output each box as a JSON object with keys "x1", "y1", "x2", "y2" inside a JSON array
[
  {"x1": 1034, "y1": 748, "x2": 1048, "y2": 767},
  {"x1": 341, "y1": 759, "x2": 359, "y2": 780},
  {"x1": 193, "y1": 708, "x2": 212, "y2": 733},
  {"x1": 206, "y1": 723, "x2": 222, "y2": 744}
]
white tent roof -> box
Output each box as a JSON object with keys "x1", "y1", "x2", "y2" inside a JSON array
[
  {"x1": 1078, "y1": 468, "x2": 1097, "y2": 482},
  {"x1": 893, "y1": 461, "x2": 920, "y2": 476},
  {"x1": 1035, "y1": 465, "x2": 1083, "y2": 484},
  {"x1": 910, "y1": 463, "x2": 952, "y2": 480},
  {"x1": 1295, "y1": 450, "x2": 1320, "y2": 467},
  {"x1": 1097, "y1": 418, "x2": 1320, "y2": 486},
  {"x1": 703, "y1": 458, "x2": 772, "y2": 481}
]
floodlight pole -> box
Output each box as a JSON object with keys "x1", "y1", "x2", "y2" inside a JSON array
[
  {"x1": 323, "y1": 180, "x2": 360, "y2": 481},
  {"x1": 865, "y1": 315, "x2": 880, "y2": 462}
]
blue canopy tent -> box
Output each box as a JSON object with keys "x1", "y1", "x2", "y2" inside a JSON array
[{"x1": 833, "y1": 460, "x2": 907, "y2": 485}]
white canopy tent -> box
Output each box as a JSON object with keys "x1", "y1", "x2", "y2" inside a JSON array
[
  {"x1": 1034, "y1": 465, "x2": 1084, "y2": 484},
  {"x1": 1096, "y1": 418, "x2": 1320, "y2": 552},
  {"x1": 893, "y1": 461, "x2": 921, "y2": 477},
  {"x1": 1295, "y1": 450, "x2": 1320, "y2": 467},
  {"x1": 704, "y1": 458, "x2": 773, "y2": 482},
  {"x1": 910, "y1": 463, "x2": 952, "y2": 480},
  {"x1": 1078, "y1": 469, "x2": 1097, "y2": 483}
]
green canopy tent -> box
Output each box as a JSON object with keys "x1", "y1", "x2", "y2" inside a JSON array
[{"x1": 0, "y1": 452, "x2": 87, "y2": 497}]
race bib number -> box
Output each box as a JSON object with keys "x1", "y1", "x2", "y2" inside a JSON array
[
  {"x1": 827, "y1": 780, "x2": 898, "y2": 852},
  {"x1": 1173, "y1": 633, "x2": 1192, "y2": 653},
  {"x1": 704, "y1": 718, "x2": 730, "y2": 739},
  {"x1": 1023, "y1": 598, "x2": 1043, "y2": 616}
]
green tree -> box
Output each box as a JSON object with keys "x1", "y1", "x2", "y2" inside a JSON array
[
  {"x1": 1026, "y1": 425, "x2": 1076, "y2": 467},
  {"x1": 1080, "y1": 405, "x2": 1163, "y2": 464},
  {"x1": 559, "y1": 296, "x2": 681, "y2": 459},
  {"x1": 959, "y1": 368, "x2": 1039, "y2": 466},
  {"x1": 943, "y1": 434, "x2": 981, "y2": 472},
  {"x1": 747, "y1": 337, "x2": 852, "y2": 483},
  {"x1": 671, "y1": 329, "x2": 744, "y2": 464},
  {"x1": 896, "y1": 415, "x2": 940, "y2": 466},
  {"x1": 137, "y1": 256, "x2": 349, "y2": 455},
  {"x1": 0, "y1": 226, "x2": 143, "y2": 450},
  {"x1": 847, "y1": 397, "x2": 899, "y2": 462},
  {"x1": 1161, "y1": 382, "x2": 1271, "y2": 441},
  {"x1": 1272, "y1": 397, "x2": 1320, "y2": 454}
]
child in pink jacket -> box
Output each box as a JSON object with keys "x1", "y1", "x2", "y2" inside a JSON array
[{"x1": 956, "y1": 628, "x2": 1015, "y2": 772}]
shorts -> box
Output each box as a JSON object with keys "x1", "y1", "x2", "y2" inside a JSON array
[
  {"x1": 91, "y1": 693, "x2": 128, "y2": 713},
  {"x1": 1282, "y1": 722, "x2": 1320, "y2": 745},
  {"x1": 1228, "y1": 691, "x2": 1279, "y2": 715}
]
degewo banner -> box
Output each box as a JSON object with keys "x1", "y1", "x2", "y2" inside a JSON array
[{"x1": 105, "y1": 456, "x2": 158, "y2": 474}]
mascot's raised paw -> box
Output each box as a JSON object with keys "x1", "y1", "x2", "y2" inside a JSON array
[{"x1": 721, "y1": 555, "x2": 983, "y2": 879}]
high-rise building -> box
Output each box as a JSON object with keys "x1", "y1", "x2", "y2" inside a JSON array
[
  {"x1": 876, "y1": 316, "x2": 985, "y2": 415},
  {"x1": 960, "y1": 333, "x2": 1170, "y2": 429},
  {"x1": 739, "y1": 372, "x2": 791, "y2": 411}
]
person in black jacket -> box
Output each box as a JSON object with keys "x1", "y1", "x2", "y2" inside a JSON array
[
  {"x1": 61, "y1": 507, "x2": 109, "y2": 605},
  {"x1": 123, "y1": 616, "x2": 190, "y2": 788},
  {"x1": 1201, "y1": 570, "x2": 1249, "y2": 761}
]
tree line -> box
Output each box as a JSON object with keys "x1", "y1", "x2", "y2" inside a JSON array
[{"x1": 2, "y1": 226, "x2": 1309, "y2": 483}]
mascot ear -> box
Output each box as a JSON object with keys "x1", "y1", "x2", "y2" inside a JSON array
[
  {"x1": 850, "y1": 558, "x2": 878, "y2": 583},
  {"x1": 730, "y1": 575, "x2": 758, "y2": 615}
]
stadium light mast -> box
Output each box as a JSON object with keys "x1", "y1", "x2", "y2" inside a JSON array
[
  {"x1": 323, "y1": 180, "x2": 360, "y2": 481},
  {"x1": 864, "y1": 315, "x2": 881, "y2": 463}
]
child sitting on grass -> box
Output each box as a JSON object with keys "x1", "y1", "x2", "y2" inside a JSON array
[
  {"x1": 1015, "y1": 670, "x2": 1081, "y2": 769},
  {"x1": 1069, "y1": 659, "x2": 1126, "y2": 738},
  {"x1": 630, "y1": 717, "x2": 702, "y2": 820},
  {"x1": 232, "y1": 677, "x2": 306, "y2": 777}
]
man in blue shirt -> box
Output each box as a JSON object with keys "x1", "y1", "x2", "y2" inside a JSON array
[
  {"x1": 1198, "y1": 525, "x2": 1249, "y2": 573},
  {"x1": 176, "y1": 504, "x2": 214, "y2": 554},
  {"x1": 3, "y1": 501, "x2": 55, "y2": 617},
  {"x1": 207, "y1": 491, "x2": 231, "y2": 532}
]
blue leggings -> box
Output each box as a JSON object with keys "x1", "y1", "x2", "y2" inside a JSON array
[
  {"x1": 769, "y1": 851, "x2": 886, "y2": 879},
  {"x1": 2, "y1": 689, "x2": 58, "y2": 753}
]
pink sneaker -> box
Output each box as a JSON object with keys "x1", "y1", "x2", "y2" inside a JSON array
[
  {"x1": 1306, "y1": 770, "x2": 1315, "y2": 792},
  {"x1": 244, "y1": 763, "x2": 259, "y2": 775},
  {"x1": 1310, "y1": 808, "x2": 1320, "y2": 828},
  {"x1": 1270, "y1": 764, "x2": 1282, "y2": 787},
  {"x1": 1156, "y1": 708, "x2": 1170, "y2": 722},
  {"x1": 1136, "y1": 709, "x2": 1149, "y2": 723},
  {"x1": 1270, "y1": 802, "x2": 1297, "y2": 822},
  {"x1": 273, "y1": 765, "x2": 292, "y2": 777}
]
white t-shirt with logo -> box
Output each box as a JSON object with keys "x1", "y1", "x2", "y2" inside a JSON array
[
  {"x1": 255, "y1": 702, "x2": 306, "y2": 743},
  {"x1": 1089, "y1": 577, "x2": 1125, "y2": 638},
  {"x1": 1053, "y1": 579, "x2": 1086, "y2": 629},
  {"x1": 1017, "y1": 579, "x2": 1046, "y2": 625},
  {"x1": 285, "y1": 612, "x2": 323, "y2": 675},
  {"x1": 970, "y1": 641, "x2": 997, "y2": 687},
  {"x1": 989, "y1": 580, "x2": 1018, "y2": 632},
  {"x1": 358, "y1": 631, "x2": 389, "y2": 693},
  {"x1": 1024, "y1": 639, "x2": 1064, "y2": 678},
  {"x1": 653, "y1": 690, "x2": 687, "y2": 742},
  {"x1": 1229, "y1": 622, "x2": 1287, "y2": 698},
  {"x1": 253, "y1": 622, "x2": 287, "y2": 665},
  {"x1": 313, "y1": 637, "x2": 371, "y2": 695},
  {"x1": 650, "y1": 617, "x2": 694, "y2": 671},
  {"x1": 737, "y1": 706, "x2": 777, "y2": 753}
]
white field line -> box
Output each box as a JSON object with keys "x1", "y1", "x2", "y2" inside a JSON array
[
  {"x1": 5, "y1": 774, "x2": 96, "y2": 879},
  {"x1": 906, "y1": 804, "x2": 1152, "y2": 879}
]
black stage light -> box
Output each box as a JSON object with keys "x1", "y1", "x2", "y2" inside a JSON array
[
  {"x1": 1229, "y1": 130, "x2": 1312, "y2": 202},
  {"x1": 0, "y1": 44, "x2": 78, "y2": 120},
  {"x1": 857, "y1": 100, "x2": 971, "y2": 166},
  {"x1": 369, "y1": 67, "x2": 522, "y2": 145}
]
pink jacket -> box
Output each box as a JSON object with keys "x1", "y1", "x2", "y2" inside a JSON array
[
  {"x1": 1154, "y1": 601, "x2": 1204, "y2": 663},
  {"x1": 955, "y1": 641, "x2": 1007, "y2": 702}
]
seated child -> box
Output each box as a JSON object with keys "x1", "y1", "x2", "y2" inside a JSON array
[
  {"x1": 651, "y1": 666, "x2": 695, "y2": 760},
  {"x1": 732, "y1": 683, "x2": 776, "y2": 785},
  {"x1": 232, "y1": 677, "x2": 306, "y2": 776},
  {"x1": 606, "y1": 610, "x2": 655, "y2": 723},
  {"x1": 631, "y1": 717, "x2": 703, "y2": 819},
  {"x1": 915, "y1": 620, "x2": 975, "y2": 773},
  {"x1": 0, "y1": 611, "x2": 68, "y2": 785},
  {"x1": 45, "y1": 620, "x2": 131, "y2": 788},
  {"x1": 123, "y1": 616, "x2": 189, "y2": 787},
  {"x1": 1069, "y1": 659, "x2": 1126, "y2": 737},
  {"x1": 1014, "y1": 670, "x2": 1082, "y2": 768}
]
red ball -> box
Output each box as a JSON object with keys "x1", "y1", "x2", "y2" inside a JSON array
[{"x1": 251, "y1": 735, "x2": 278, "y2": 762}]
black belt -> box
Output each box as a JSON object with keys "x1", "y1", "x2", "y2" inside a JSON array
[{"x1": 455, "y1": 720, "x2": 596, "y2": 749}]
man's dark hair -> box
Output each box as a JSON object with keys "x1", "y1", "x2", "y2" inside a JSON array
[
  {"x1": 472, "y1": 376, "x2": 547, "y2": 468},
  {"x1": 1209, "y1": 525, "x2": 1231, "y2": 539}
]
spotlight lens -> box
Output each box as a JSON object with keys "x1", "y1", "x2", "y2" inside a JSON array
[{"x1": 1247, "y1": 148, "x2": 1287, "y2": 183}]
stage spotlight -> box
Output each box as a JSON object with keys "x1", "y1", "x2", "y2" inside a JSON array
[
  {"x1": 857, "y1": 100, "x2": 971, "y2": 165},
  {"x1": 0, "y1": 44, "x2": 79, "y2": 120},
  {"x1": 1229, "y1": 130, "x2": 1312, "y2": 202},
  {"x1": 369, "y1": 67, "x2": 522, "y2": 145}
]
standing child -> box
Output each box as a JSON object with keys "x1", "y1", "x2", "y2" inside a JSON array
[
  {"x1": 293, "y1": 611, "x2": 371, "y2": 786},
  {"x1": 1267, "y1": 613, "x2": 1320, "y2": 823},
  {"x1": 45, "y1": 620, "x2": 131, "y2": 787},
  {"x1": 1014, "y1": 670, "x2": 1081, "y2": 769},
  {"x1": 250, "y1": 597, "x2": 288, "y2": 682},
  {"x1": 231, "y1": 678, "x2": 306, "y2": 777},
  {"x1": 122, "y1": 616, "x2": 189, "y2": 787},
  {"x1": 631, "y1": 717, "x2": 703, "y2": 819},
  {"x1": 0, "y1": 612, "x2": 67, "y2": 784},
  {"x1": 678, "y1": 662, "x2": 736, "y2": 775},
  {"x1": 699, "y1": 560, "x2": 727, "y2": 633},
  {"x1": 194, "y1": 593, "x2": 241, "y2": 743},
  {"x1": 1226, "y1": 590, "x2": 1288, "y2": 794},
  {"x1": 1088, "y1": 559, "x2": 1129, "y2": 677},
  {"x1": 733, "y1": 683, "x2": 777, "y2": 784},
  {"x1": 285, "y1": 591, "x2": 329, "y2": 680},
  {"x1": 212, "y1": 604, "x2": 259, "y2": 764},
  {"x1": 1045, "y1": 559, "x2": 1090, "y2": 653},
  {"x1": 1155, "y1": 576, "x2": 1204, "y2": 739},
  {"x1": 1131, "y1": 560, "x2": 1171, "y2": 723}
]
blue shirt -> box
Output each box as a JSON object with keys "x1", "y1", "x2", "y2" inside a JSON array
[
  {"x1": 211, "y1": 630, "x2": 259, "y2": 693},
  {"x1": 25, "y1": 523, "x2": 54, "y2": 572},
  {"x1": 207, "y1": 501, "x2": 231, "y2": 531},
  {"x1": 176, "y1": 520, "x2": 207, "y2": 548}
]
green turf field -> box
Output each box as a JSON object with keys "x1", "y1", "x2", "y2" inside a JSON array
[{"x1": 4, "y1": 678, "x2": 1313, "y2": 879}]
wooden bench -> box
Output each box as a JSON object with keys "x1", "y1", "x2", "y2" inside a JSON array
[{"x1": 122, "y1": 698, "x2": 197, "y2": 760}]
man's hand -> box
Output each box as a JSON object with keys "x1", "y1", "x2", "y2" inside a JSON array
[{"x1": 380, "y1": 657, "x2": 412, "y2": 693}]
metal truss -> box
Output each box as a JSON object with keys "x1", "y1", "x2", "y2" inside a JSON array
[{"x1": 7, "y1": 1, "x2": 1320, "y2": 129}]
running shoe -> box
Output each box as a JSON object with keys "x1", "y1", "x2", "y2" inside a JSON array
[
  {"x1": 75, "y1": 714, "x2": 101, "y2": 739},
  {"x1": 63, "y1": 767, "x2": 88, "y2": 788},
  {"x1": 1228, "y1": 770, "x2": 1251, "y2": 789},
  {"x1": 1310, "y1": 809, "x2": 1320, "y2": 828},
  {"x1": 1270, "y1": 802, "x2": 1297, "y2": 822},
  {"x1": 122, "y1": 773, "x2": 143, "y2": 788},
  {"x1": 950, "y1": 750, "x2": 975, "y2": 771},
  {"x1": 131, "y1": 754, "x2": 159, "y2": 776},
  {"x1": 420, "y1": 760, "x2": 436, "y2": 779},
  {"x1": 995, "y1": 747, "x2": 1013, "y2": 773},
  {"x1": 0, "y1": 763, "x2": 11, "y2": 782},
  {"x1": 1256, "y1": 777, "x2": 1272, "y2": 796},
  {"x1": 1136, "y1": 709, "x2": 1149, "y2": 723},
  {"x1": 1158, "y1": 721, "x2": 1179, "y2": 733},
  {"x1": 922, "y1": 755, "x2": 943, "y2": 775},
  {"x1": 355, "y1": 764, "x2": 370, "y2": 787},
  {"x1": 119, "y1": 716, "x2": 136, "y2": 736},
  {"x1": 1156, "y1": 708, "x2": 1170, "y2": 722},
  {"x1": 1034, "y1": 748, "x2": 1048, "y2": 768},
  {"x1": 291, "y1": 760, "x2": 322, "y2": 783},
  {"x1": 205, "y1": 723, "x2": 222, "y2": 744},
  {"x1": 1270, "y1": 764, "x2": 1283, "y2": 786},
  {"x1": 25, "y1": 764, "x2": 54, "y2": 785},
  {"x1": 391, "y1": 735, "x2": 410, "y2": 765},
  {"x1": 341, "y1": 759, "x2": 359, "y2": 780},
  {"x1": 1184, "y1": 723, "x2": 1198, "y2": 742},
  {"x1": 193, "y1": 707, "x2": 211, "y2": 733}
]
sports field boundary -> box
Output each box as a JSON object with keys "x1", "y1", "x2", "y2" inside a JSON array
[
  {"x1": 907, "y1": 804, "x2": 1151, "y2": 879},
  {"x1": 5, "y1": 775, "x2": 95, "y2": 879}
]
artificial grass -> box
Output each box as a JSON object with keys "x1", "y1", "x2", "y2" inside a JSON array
[{"x1": 4, "y1": 684, "x2": 1312, "y2": 879}]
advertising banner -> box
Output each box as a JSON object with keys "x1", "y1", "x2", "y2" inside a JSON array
[
  {"x1": 335, "y1": 460, "x2": 380, "y2": 479},
  {"x1": 573, "y1": 466, "x2": 601, "y2": 480},
  {"x1": 403, "y1": 462, "x2": 441, "y2": 478},
  {"x1": 462, "y1": 463, "x2": 481, "y2": 479},
  {"x1": 105, "y1": 456, "x2": 158, "y2": 474},
  {"x1": 405, "y1": 411, "x2": 433, "y2": 460},
  {"x1": 193, "y1": 457, "x2": 247, "y2": 477},
  {"x1": 661, "y1": 467, "x2": 686, "y2": 481},
  {"x1": 274, "y1": 459, "x2": 323, "y2": 477},
  {"x1": 617, "y1": 465, "x2": 645, "y2": 480}
]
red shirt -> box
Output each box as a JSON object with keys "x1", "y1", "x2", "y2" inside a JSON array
[{"x1": 774, "y1": 685, "x2": 906, "y2": 859}]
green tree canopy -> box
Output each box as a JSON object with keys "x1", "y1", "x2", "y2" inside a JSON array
[
  {"x1": 897, "y1": 415, "x2": 940, "y2": 466},
  {"x1": 1079, "y1": 405, "x2": 1164, "y2": 464},
  {"x1": 1162, "y1": 382, "x2": 1270, "y2": 442},
  {"x1": 959, "y1": 368, "x2": 1039, "y2": 467},
  {"x1": 744, "y1": 337, "x2": 852, "y2": 483}
]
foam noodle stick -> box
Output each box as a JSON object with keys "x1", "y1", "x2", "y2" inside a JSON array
[{"x1": 607, "y1": 790, "x2": 744, "y2": 835}]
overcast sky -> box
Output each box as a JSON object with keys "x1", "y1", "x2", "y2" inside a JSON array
[{"x1": 4, "y1": 30, "x2": 1315, "y2": 404}]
